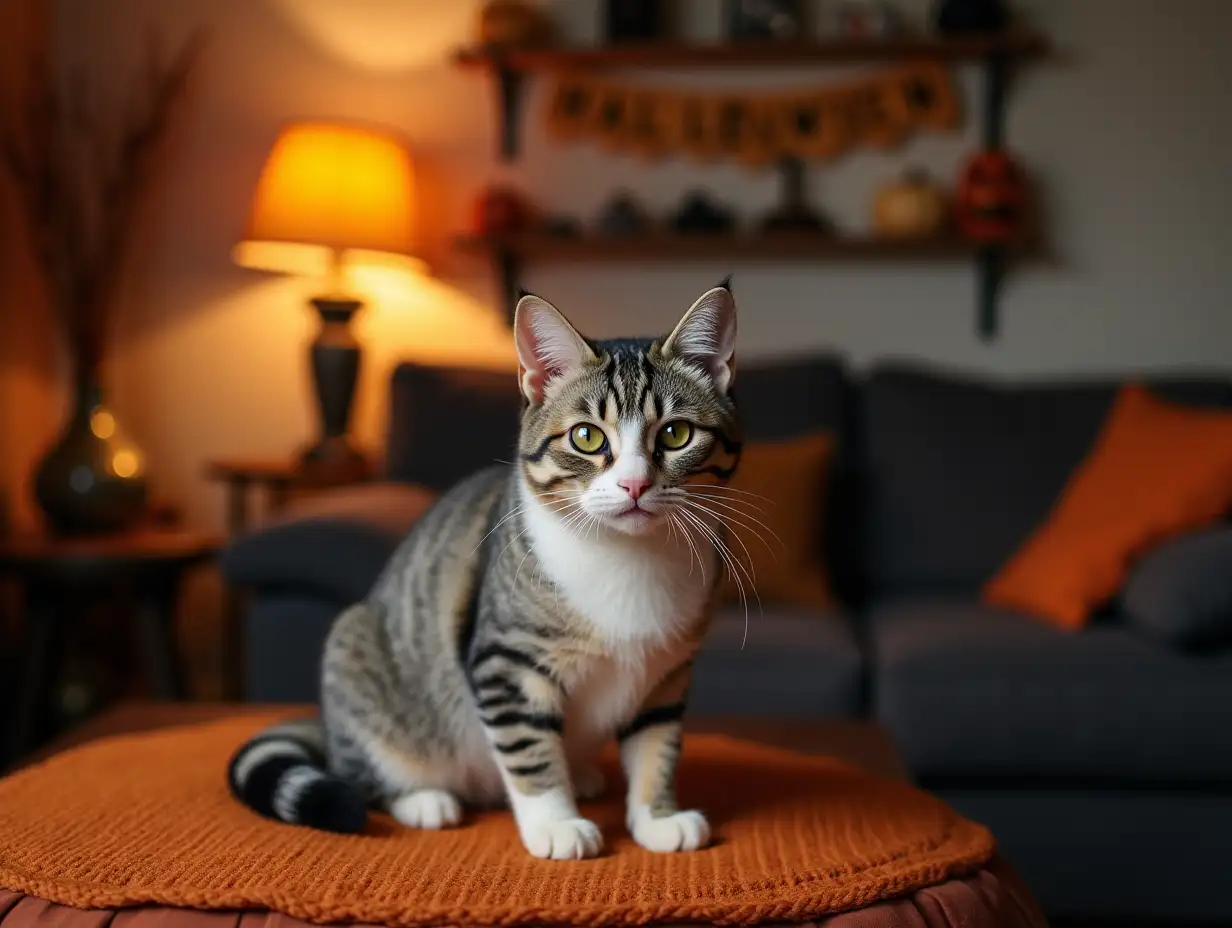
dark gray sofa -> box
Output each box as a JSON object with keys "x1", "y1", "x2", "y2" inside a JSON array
[{"x1": 222, "y1": 357, "x2": 1232, "y2": 925}]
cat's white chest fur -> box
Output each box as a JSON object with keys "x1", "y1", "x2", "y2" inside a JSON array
[
  {"x1": 522, "y1": 490, "x2": 715, "y2": 647},
  {"x1": 522, "y1": 489, "x2": 716, "y2": 747}
]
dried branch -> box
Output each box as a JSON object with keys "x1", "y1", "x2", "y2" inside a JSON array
[{"x1": 0, "y1": 27, "x2": 206, "y2": 377}]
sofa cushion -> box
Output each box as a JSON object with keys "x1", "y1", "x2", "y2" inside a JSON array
[
  {"x1": 691, "y1": 606, "x2": 863, "y2": 717},
  {"x1": 870, "y1": 598, "x2": 1232, "y2": 781},
  {"x1": 859, "y1": 364, "x2": 1232, "y2": 596},
  {"x1": 734, "y1": 354, "x2": 859, "y2": 601},
  {"x1": 719, "y1": 433, "x2": 835, "y2": 610},
  {"x1": 1121, "y1": 527, "x2": 1232, "y2": 649},
  {"x1": 222, "y1": 483, "x2": 436, "y2": 605},
  {"x1": 984, "y1": 385, "x2": 1232, "y2": 630},
  {"x1": 735, "y1": 354, "x2": 851, "y2": 441},
  {"x1": 385, "y1": 363, "x2": 521, "y2": 491}
]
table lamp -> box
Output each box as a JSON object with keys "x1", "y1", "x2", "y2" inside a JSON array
[{"x1": 233, "y1": 121, "x2": 421, "y2": 476}]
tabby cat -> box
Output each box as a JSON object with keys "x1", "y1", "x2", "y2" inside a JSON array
[{"x1": 229, "y1": 281, "x2": 743, "y2": 859}]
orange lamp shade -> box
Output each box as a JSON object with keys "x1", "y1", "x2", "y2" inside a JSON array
[{"x1": 234, "y1": 121, "x2": 420, "y2": 278}]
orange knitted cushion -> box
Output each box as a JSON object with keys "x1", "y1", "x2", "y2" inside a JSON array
[
  {"x1": 985, "y1": 384, "x2": 1232, "y2": 630},
  {"x1": 0, "y1": 714, "x2": 994, "y2": 927}
]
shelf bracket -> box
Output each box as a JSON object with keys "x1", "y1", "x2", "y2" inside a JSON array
[
  {"x1": 494, "y1": 65, "x2": 525, "y2": 162},
  {"x1": 974, "y1": 54, "x2": 1010, "y2": 340},
  {"x1": 977, "y1": 246, "x2": 1005, "y2": 341},
  {"x1": 495, "y1": 247, "x2": 521, "y2": 325}
]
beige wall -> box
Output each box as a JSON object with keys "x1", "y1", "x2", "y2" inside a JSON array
[{"x1": 50, "y1": 0, "x2": 1232, "y2": 538}]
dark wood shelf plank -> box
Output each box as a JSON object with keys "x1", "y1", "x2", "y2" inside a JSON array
[
  {"x1": 454, "y1": 30, "x2": 1047, "y2": 71},
  {"x1": 455, "y1": 232, "x2": 1030, "y2": 262}
]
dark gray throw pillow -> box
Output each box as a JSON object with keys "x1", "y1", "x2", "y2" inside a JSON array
[{"x1": 1121, "y1": 527, "x2": 1232, "y2": 648}]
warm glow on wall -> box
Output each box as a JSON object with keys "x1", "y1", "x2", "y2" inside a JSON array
[
  {"x1": 265, "y1": 0, "x2": 476, "y2": 73},
  {"x1": 233, "y1": 121, "x2": 424, "y2": 281}
]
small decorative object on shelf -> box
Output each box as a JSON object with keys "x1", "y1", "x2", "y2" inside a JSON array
[
  {"x1": 597, "y1": 191, "x2": 652, "y2": 236},
  {"x1": 830, "y1": 0, "x2": 901, "y2": 38},
  {"x1": 672, "y1": 190, "x2": 738, "y2": 235},
  {"x1": 540, "y1": 214, "x2": 582, "y2": 238},
  {"x1": 934, "y1": 0, "x2": 1009, "y2": 35},
  {"x1": 475, "y1": 0, "x2": 555, "y2": 50},
  {"x1": 604, "y1": 0, "x2": 667, "y2": 44},
  {"x1": 726, "y1": 0, "x2": 804, "y2": 41},
  {"x1": 873, "y1": 167, "x2": 949, "y2": 239},
  {"x1": 473, "y1": 184, "x2": 534, "y2": 237},
  {"x1": 760, "y1": 159, "x2": 830, "y2": 233},
  {"x1": 955, "y1": 148, "x2": 1029, "y2": 243},
  {"x1": 0, "y1": 29, "x2": 204, "y2": 535}
]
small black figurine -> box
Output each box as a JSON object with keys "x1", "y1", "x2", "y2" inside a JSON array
[
  {"x1": 934, "y1": 0, "x2": 1009, "y2": 35},
  {"x1": 759, "y1": 158, "x2": 830, "y2": 233},
  {"x1": 672, "y1": 190, "x2": 737, "y2": 235},
  {"x1": 727, "y1": 0, "x2": 803, "y2": 40},
  {"x1": 597, "y1": 191, "x2": 652, "y2": 236},
  {"x1": 605, "y1": 0, "x2": 665, "y2": 43},
  {"x1": 541, "y1": 214, "x2": 582, "y2": 238}
]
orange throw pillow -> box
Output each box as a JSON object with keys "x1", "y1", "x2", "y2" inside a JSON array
[
  {"x1": 984, "y1": 384, "x2": 1232, "y2": 630},
  {"x1": 718, "y1": 433, "x2": 834, "y2": 610}
]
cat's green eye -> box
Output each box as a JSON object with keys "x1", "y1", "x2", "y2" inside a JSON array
[
  {"x1": 658, "y1": 421, "x2": 694, "y2": 451},
  {"x1": 569, "y1": 423, "x2": 607, "y2": 454}
]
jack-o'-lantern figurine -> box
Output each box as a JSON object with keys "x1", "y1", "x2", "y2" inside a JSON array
[
  {"x1": 955, "y1": 148, "x2": 1029, "y2": 243},
  {"x1": 476, "y1": 0, "x2": 555, "y2": 50}
]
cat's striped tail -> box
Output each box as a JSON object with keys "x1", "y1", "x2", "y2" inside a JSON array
[{"x1": 227, "y1": 716, "x2": 367, "y2": 834}]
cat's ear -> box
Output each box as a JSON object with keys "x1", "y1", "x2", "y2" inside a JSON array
[
  {"x1": 514, "y1": 293, "x2": 595, "y2": 405},
  {"x1": 662, "y1": 280, "x2": 737, "y2": 394}
]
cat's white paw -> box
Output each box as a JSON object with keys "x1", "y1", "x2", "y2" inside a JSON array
[
  {"x1": 390, "y1": 789, "x2": 463, "y2": 829},
  {"x1": 521, "y1": 817, "x2": 604, "y2": 860},
  {"x1": 630, "y1": 809, "x2": 711, "y2": 853},
  {"x1": 572, "y1": 765, "x2": 607, "y2": 801}
]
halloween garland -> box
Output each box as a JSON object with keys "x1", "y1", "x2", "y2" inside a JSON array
[{"x1": 545, "y1": 62, "x2": 960, "y2": 166}]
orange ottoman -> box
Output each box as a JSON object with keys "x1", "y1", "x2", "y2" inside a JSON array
[{"x1": 0, "y1": 715, "x2": 1048, "y2": 928}]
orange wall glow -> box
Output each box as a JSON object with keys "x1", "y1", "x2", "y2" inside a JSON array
[{"x1": 1, "y1": 0, "x2": 59, "y2": 532}]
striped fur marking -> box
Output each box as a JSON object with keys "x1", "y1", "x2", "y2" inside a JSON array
[
  {"x1": 271, "y1": 765, "x2": 327, "y2": 822},
  {"x1": 617, "y1": 702, "x2": 687, "y2": 742},
  {"x1": 483, "y1": 710, "x2": 564, "y2": 733}
]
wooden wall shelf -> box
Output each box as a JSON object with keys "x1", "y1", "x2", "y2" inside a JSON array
[
  {"x1": 454, "y1": 31, "x2": 1046, "y2": 71},
  {"x1": 452, "y1": 30, "x2": 1050, "y2": 340},
  {"x1": 458, "y1": 233, "x2": 1040, "y2": 339},
  {"x1": 456, "y1": 232, "x2": 1024, "y2": 262}
]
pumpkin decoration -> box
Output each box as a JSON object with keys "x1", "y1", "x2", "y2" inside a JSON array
[
  {"x1": 472, "y1": 185, "x2": 533, "y2": 238},
  {"x1": 954, "y1": 148, "x2": 1029, "y2": 243},
  {"x1": 873, "y1": 168, "x2": 948, "y2": 239},
  {"x1": 476, "y1": 0, "x2": 555, "y2": 50}
]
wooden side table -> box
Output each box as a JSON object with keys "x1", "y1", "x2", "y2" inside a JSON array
[
  {"x1": 0, "y1": 529, "x2": 220, "y2": 769},
  {"x1": 205, "y1": 457, "x2": 375, "y2": 537},
  {"x1": 205, "y1": 458, "x2": 373, "y2": 700}
]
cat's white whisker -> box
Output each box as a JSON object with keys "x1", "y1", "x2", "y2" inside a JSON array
[
  {"x1": 682, "y1": 491, "x2": 786, "y2": 552},
  {"x1": 470, "y1": 504, "x2": 527, "y2": 553},
  {"x1": 675, "y1": 506, "x2": 760, "y2": 651},
  {"x1": 676, "y1": 497, "x2": 780, "y2": 568},
  {"x1": 668, "y1": 511, "x2": 707, "y2": 584},
  {"x1": 685, "y1": 484, "x2": 776, "y2": 505},
  {"x1": 675, "y1": 499, "x2": 760, "y2": 586}
]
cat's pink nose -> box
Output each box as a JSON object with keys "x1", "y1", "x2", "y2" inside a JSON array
[{"x1": 618, "y1": 477, "x2": 651, "y2": 501}]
